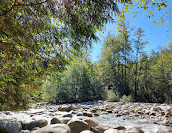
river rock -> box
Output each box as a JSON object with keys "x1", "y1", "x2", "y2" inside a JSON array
[
  {"x1": 50, "y1": 118, "x2": 62, "y2": 124},
  {"x1": 58, "y1": 106, "x2": 74, "y2": 112},
  {"x1": 151, "y1": 107, "x2": 161, "y2": 112},
  {"x1": 95, "y1": 124, "x2": 109, "y2": 133},
  {"x1": 77, "y1": 112, "x2": 84, "y2": 116},
  {"x1": 63, "y1": 113, "x2": 73, "y2": 118},
  {"x1": 162, "y1": 119, "x2": 170, "y2": 126},
  {"x1": 114, "y1": 126, "x2": 126, "y2": 130},
  {"x1": 20, "y1": 130, "x2": 30, "y2": 133},
  {"x1": 31, "y1": 124, "x2": 71, "y2": 133},
  {"x1": 0, "y1": 121, "x2": 22, "y2": 133},
  {"x1": 25, "y1": 119, "x2": 48, "y2": 131},
  {"x1": 83, "y1": 112, "x2": 93, "y2": 117},
  {"x1": 90, "y1": 109, "x2": 97, "y2": 113},
  {"x1": 104, "y1": 129, "x2": 120, "y2": 133},
  {"x1": 61, "y1": 118, "x2": 72, "y2": 124},
  {"x1": 67, "y1": 119, "x2": 90, "y2": 133},
  {"x1": 125, "y1": 127, "x2": 144, "y2": 133},
  {"x1": 83, "y1": 118, "x2": 99, "y2": 128},
  {"x1": 80, "y1": 130, "x2": 94, "y2": 133}
]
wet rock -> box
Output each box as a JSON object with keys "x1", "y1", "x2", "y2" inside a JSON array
[
  {"x1": 126, "y1": 127, "x2": 144, "y2": 133},
  {"x1": 67, "y1": 119, "x2": 90, "y2": 133},
  {"x1": 0, "y1": 121, "x2": 22, "y2": 133},
  {"x1": 31, "y1": 124, "x2": 71, "y2": 133},
  {"x1": 25, "y1": 119, "x2": 48, "y2": 131},
  {"x1": 50, "y1": 118, "x2": 62, "y2": 124}
]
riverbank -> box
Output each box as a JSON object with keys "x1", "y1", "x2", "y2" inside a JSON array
[{"x1": 0, "y1": 101, "x2": 172, "y2": 133}]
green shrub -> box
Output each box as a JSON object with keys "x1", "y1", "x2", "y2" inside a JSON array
[
  {"x1": 106, "y1": 89, "x2": 119, "y2": 102},
  {"x1": 120, "y1": 95, "x2": 132, "y2": 103}
]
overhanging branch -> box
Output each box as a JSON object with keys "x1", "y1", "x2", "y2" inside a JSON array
[{"x1": 1, "y1": 0, "x2": 49, "y2": 16}]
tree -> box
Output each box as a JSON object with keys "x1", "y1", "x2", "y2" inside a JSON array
[
  {"x1": 0, "y1": 0, "x2": 123, "y2": 109},
  {"x1": 117, "y1": 20, "x2": 132, "y2": 96},
  {"x1": 95, "y1": 28, "x2": 132, "y2": 100},
  {"x1": 42, "y1": 54, "x2": 98, "y2": 103},
  {"x1": 133, "y1": 28, "x2": 148, "y2": 101}
]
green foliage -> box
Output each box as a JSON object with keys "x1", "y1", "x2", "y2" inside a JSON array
[
  {"x1": 120, "y1": 95, "x2": 132, "y2": 103},
  {"x1": 42, "y1": 55, "x2": 103, "y2": 103},
  {"x1": 0, "y1": 0, "x2": 123, "y2": 109},
  {"x1": 106, "y1": 89, "x2": 119, "y2": 102},
  {"x1": 94, "y1": 20, "x2": 172, "y2": 103}
]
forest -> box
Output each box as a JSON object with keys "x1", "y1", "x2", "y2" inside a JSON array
[{"x1": 0, "y1": 0, "x2": 172, "y2": 110}]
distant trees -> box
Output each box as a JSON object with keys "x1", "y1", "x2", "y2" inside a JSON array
[
  {"x1": 93, "y1": 24, "x2": 172, "y2": 103},
  {"x1": 42, "y1": 25, "x2": 172, "y2": 104},
  {"x1": 42, "y1": 55, "x2": 104, "y2": 103}
]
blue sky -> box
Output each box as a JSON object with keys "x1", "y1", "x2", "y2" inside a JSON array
[{"x1": 90, "y1": 2, "x2": 172, "y2": 62}]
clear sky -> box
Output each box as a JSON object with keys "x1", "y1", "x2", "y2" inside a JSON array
[{"x1": 90, "y1": 2, "x2": 172, "y2": 62}]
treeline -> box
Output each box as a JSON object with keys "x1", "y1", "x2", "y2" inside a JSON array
[
  {"x1": 42, "y1": 55, "x2": 104, "y2": 103},
  {"x1": 42, "y1": 22, "x2": 172, "y2": 104}
]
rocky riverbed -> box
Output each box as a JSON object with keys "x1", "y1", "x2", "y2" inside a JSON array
[{"x1": 0, "y1": 101, "x2": 172, "y2": 133}]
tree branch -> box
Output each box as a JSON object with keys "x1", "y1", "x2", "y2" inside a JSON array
[{"x1": 1, "y1": 0, "x2": 49, "y2": 16}]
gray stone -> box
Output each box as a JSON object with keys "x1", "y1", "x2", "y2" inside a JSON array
[
  {"x1": 32, "y1": 124, "x2": 71, "y2": 133},
  {"x1": 20, "y1": 130, "x2": 31, "y2": 133},
  {"x1": 0, "y1": 121, "x2": 22, "y2": 133},
  {"x1": 25, "y1": 120, "x2": 48, "y2": 131}
]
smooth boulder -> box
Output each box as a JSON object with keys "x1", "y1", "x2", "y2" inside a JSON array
[
  {"x1": 0, "y1": 121, "x2": 22, "y2": 133},
  {"x1": 51, "y1": 118, "x2": 62, "y2": 124},
  {"x1": 25, "y1": 120, "x2": 48, "y2": 131},
  {"x1": 32, "y1": 124, "x2": 71, "y2": 133},
  {"x1": 104, "y1": 129, "x2": 120, "y2": 133},
  {"x1": 67, "y1": 119, "x2": 90, "y2": 133}
]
